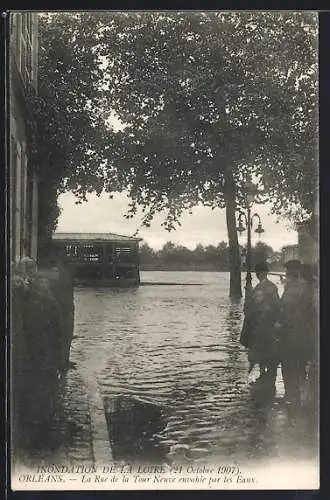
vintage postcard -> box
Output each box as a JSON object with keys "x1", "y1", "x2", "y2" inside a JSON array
[{"x1": 8, "y1": 10, "x2": 319, "y2": 491}]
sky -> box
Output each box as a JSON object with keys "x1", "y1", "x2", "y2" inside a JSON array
[{"x1": 57, "y1": 192, "x2": 298, "y2": 251}]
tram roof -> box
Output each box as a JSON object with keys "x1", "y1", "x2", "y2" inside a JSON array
[{"x1": 52, "y1": 232, "x2": 142, "y2": 243}]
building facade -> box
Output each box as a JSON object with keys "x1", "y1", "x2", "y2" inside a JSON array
[{"x1": 9, "y1": 12, "x2": 39, "y2": 263}]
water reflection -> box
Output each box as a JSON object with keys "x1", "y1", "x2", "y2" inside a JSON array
[
  {"x1": 69, "y1": 271, "x2": 316, "y2": 465},
  {"x1": 224, "y1": 296, "x2": 243, "y2": 366},
  {"x1": 104, "y1": 395, "x2": 169, "y2": 463}
]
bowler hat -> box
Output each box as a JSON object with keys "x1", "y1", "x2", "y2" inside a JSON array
[{"x1": 254, "y1": 262, "x2": 269, "y2": 273}]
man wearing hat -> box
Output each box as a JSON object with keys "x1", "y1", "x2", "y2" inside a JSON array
[
  {"x1": 279, "y1": 259, "x2": 315, "y2": 410},
  {"x1": 240, "y1": 261, "x2": 281, "y2": 392}
]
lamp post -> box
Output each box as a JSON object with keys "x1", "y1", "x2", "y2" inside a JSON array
[{"x1": 236, "y1": 179, "x2": 265, "y2": 307}]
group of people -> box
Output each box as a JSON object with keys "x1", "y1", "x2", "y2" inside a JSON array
[{"x1": 240, "y1": 259, "x2": 317, "y2": 411}]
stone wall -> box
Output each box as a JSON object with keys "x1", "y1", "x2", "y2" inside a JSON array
[{"x1": 11, "y1": 264, "x2": 74, "y2": 455}]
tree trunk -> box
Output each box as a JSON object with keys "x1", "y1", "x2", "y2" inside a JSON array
[{"x1": 224, "y1": 168, "x2": 242, "y2": 298}]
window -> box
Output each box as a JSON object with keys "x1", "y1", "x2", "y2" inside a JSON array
[
  {"x1": 20, "y1": 34, "x2": 26, "y2": 77},
  {"x1": 21, "y1": 12, "x2": 27, "y2": 33},
  {"x1": 14, "y1": 13, "x2": 34, "y2": 85},
  {"x1": 25, "y1": 14, "x2": 33, "y2": 83},
  {"x1": 26, "y1": 177, "x2": 33, "y2": 256},
  {"x1": 65, "y1": 244, "x2": 78, "y2": 260},
  {"x1": 115, "y1": 244, "x2": 137, "y2": 263},
  {"x1": 20, "y1": 151, "x2": 27, "y2": 258},
  {"x1": 27, "y1": 13, "x2": 32, "y2": 38},
  {"x1": 10, "y1": 12, "x2": 15, "y2": 36},
  {"x1": 66, "y1": 244, "x2": 104, "y2": 264},
  {"x1": 15, "y1": 14, "x2": 21, "y2": 68},
  {"x1": 10, "y1": 137, "x2": 17, "y2": 261}
]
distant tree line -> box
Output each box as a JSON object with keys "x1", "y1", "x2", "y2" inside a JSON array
[{"x1": 139, "y1": 240, "x2": 283, "y2": 271}]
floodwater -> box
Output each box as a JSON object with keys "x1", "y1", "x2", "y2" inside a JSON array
[{"x1": 71, "y1": 271, "x2": 318, "y2": 466}]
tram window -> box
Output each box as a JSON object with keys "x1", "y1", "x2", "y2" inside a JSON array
[{"x1": 115, "y1": 245, "x2": 135, "y2": 263}]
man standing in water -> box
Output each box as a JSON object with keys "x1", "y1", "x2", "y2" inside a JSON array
[
  {"x1": 240, "y1": 262, "x2": 281, "y2": 393},
  {"x1": 299, "y1": 263, "x2": 318, "y2": 410},
  {"x1": 279, "y1": 260, "x2": 315, "y2": 412}
]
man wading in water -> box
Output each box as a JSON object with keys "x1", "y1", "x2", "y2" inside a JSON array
[
  {"x1": 279, "y1": 260, "x2": 316, "y2": 414},
  {"x1": 240, "y1": 262, "x2": 281, "y2": 394}
]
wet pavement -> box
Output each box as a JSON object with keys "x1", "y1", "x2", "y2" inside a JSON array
[
  {"x1": 14, "y1": 364, "x2": 94, "y2": 470},
  {"x1": 15, "y1": 272, "x2": 319, "y2": 469}
]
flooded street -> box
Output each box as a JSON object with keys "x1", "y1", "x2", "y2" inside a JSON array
[{"x1": 71, "y1": 271, "x2": 318, "y2": 466}]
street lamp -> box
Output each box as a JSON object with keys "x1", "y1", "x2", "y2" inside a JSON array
[{"x1": 236, "y1": 178, "x2": 265, "y2": 306}]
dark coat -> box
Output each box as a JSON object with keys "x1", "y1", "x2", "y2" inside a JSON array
[
  {"x1": 279, "y1": 279, "x2": 316, "y2": 361},
  {"x1": 240, "y1": 278, "x2": 281, "y2": 362}
]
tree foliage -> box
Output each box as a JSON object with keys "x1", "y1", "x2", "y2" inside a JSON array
[
  {"x1": 32, "y1": 12, "x2": 317, "y2": 289},
  {"x1": 92, "y1": 11, "x2": 318, "y2": 227},
  {"x1": 35, "y1": 11, "x2": 317, "y2": 227}
]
